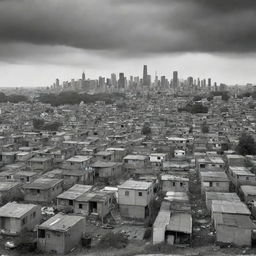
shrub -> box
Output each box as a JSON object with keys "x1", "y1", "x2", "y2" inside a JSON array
[
  {"x1": 98, "y1": 232, "x2": 128, "y2": 249},
  {"x1": 145, "y1": 242, "x2": 174, "y2": 254},
  {"x1": 236, "y1": 133, "x2": 256, "y2": 155}
]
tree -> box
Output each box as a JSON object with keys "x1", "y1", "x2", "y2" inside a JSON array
[
  {"x1": 193, "y1": 95, "x2": 203, "y2": 102},
  {"x1": 221, "y1": 93, "x2": 230, "y2": 101},
  {"x1": 33, "y1": 118, "x2": 45, "y2": 130},
  {"x1": 201, "y1": 122, "x2": 209, "y2": 133},
  {"x1": 142, "y1": 123, "x2": 152, "y2": 136},
  {"x1": 43, "y1": 122, "x2": 62, "y2": 131},
  {"x1": 236, "y1": 133, "x2": 256, "y2": 156},
  {"x1": 0, "y1": 92, "x2": 7, "y2": 103},
  {"x1": 220, "y1": 106, "x2": 228, "y2": 113}
]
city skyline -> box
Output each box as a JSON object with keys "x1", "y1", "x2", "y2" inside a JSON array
[{"x1": 1, "y1": 0, "x2": 256, "y2": 87}]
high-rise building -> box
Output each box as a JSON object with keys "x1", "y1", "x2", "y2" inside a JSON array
[
  {"x1": 173, "y1": 71, "x2": 178, "y2": 88},
  {"x1": 154, "y1": 72, "x2": 158, "y2": 88},
  {"x1": 208, "y1": 78, "x2": 211, "y2": 88},
  {"x1": 142, "y1": 65, "x2": 151, "y2": 86},
  {"x1": 187, "y1": 77, "x2": 193, "y2": 87},
  {"x1": 197, "y1": 78, "x2": 200, "y2": 87},
  {"x1": 160, "y1": 76, "x2": 166, "y2": 89},
  {"x1": 55, "y1": 78, "x2": 60, "y2": 87},
  {"x1": 82, "y1": 72, "x2": 85, "y2": 81},
  {"x1": 118, "y1": 73, "x2": 125, "y2": 89},
  {"x1": 111, "y1": 73, "x2": 117, "y2": 88},
  {"x1": 143, "y1": 65, "x2": 148, "y2": 85}
]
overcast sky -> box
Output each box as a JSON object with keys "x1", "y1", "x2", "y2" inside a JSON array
[{"x1": 0, "y1": 0, "x2": 256, "y2": 87}]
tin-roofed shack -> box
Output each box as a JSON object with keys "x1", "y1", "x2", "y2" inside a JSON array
[
  {"x1": 37, "y1": 213, "x2": 85, "y2": 254},
  {"x1": 24, "y1": 178, "x2": 63, "y2": 203},
  {"x1": 74, "y1": 190, "x2": 114, "y2": 219},
  {"x1": 57, "y1": 184, "x2": 92, "y2": 212},
  {"x1": 0, "y1": 202, "x2": 41, "y2": 235},
  {"x1": 118, "y1": 180, "x2": 154, "y2": 220}
]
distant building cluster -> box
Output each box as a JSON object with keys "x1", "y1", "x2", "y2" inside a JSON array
[{"x1": 50, "y1": 65, "x2": 229, "y2": 94}]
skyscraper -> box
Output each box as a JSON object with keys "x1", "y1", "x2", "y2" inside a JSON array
[
  {"x1": 111, "y1": 73, "x2": 117, "y2": 88},
  {"x1": 208, "y1": 78, "x2": 212, "y2": 88},
  {"x1": 55, "y1": 78, "x2": 60, "y2": 87},
  {"x1": 142, "y1": 65, "x2": 151, "y2": 86},
  {"x1": 82, "y1": 72, "x2": 85, "y2": 81},
  {"x1": 187, "y1": 76, "x2": 193, "y2": 87},
  {"x1": 143, "y1": 65, "x2": 148, "y2": 85},
  {"x1": 173, "y1": 71, "x2": 178, "y2": 88},
  {"x1": 118, "y1": 73, "x2": 125, "y2": 89},
  {"x1": 160, "y1": 76, "x2": 166, "y2": 89}
]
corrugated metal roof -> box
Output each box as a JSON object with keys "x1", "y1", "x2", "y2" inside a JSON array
[
  {"x1": 212, "y1": 200, "x2": 250, "y2": 215},
  {"x1": 166, "y1": 213, "x2": 192, "y2": 234},
  {"x1": 206, "y1": 192, "x2": 240, "y2": 202},
  {"x1": 118, "y1": 179, "x2": 152, "y2": 190},
  {"x1": 241, "y1": 185, "x2": 256, "y2": 196},
  {"x1": 153, "y1": 211, "x2": 171, "y2": 228},
  {"x1": 57, "y1": 184, "x2": 92, "y2": 200},
  {"x1": 0, "y1": 202, "x2": 38, "y2": 218},
  {"x1": 39, "y1": 213, "x2": 84, "y2": 232},
  {"x1": 215, "y1": 213, "x2": 255, "y2": 229}
]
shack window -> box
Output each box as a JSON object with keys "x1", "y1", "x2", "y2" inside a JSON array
[
  {"x1": 33, "y1": 212, "x2": 36, "y2": 218},
  {"x1": 125, "y1": 191, "x2": 129, "y2": 196},
  {"x1": 180, "y1": 182, "x2": 183, "y2": 187},
  {"x1": 38, "y1": 229, "x2": 45, "y2": 238},
  {"x1": 69, "y1": 200, "x2": 73, "y2": 206},
  {"x1": 22, "y1": 217, "x2": 27, "y2": 225},
  {"x1": 200, "y1": 164, "x2": 205, "y2": 168},
  {"x1": 79, "y1": 204, "x2": 83, "y2": 209},
  {"x1": 138, "y1": 192, "x2": 142, "y2": 196},
  {"x1": 172, "y1": 182, "x2": 176, "y2": 187},
  {"x1": 37, "y1": 189, "x2": 40, "y2": 194},
  {"x1": 209, "y1": 181, "x2": 213, "y2": 187}
]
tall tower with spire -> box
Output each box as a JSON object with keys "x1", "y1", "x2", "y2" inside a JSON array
[
  {"x1": 143, "y1": 65, "x2": 148, "y2": 86},
  {"x1": 82, "y1": 71, "x2": 85, "y2": 81}
]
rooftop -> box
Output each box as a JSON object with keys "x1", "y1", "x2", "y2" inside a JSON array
[
  {"x1": 123, "y1": 155, "x2": 148, "y2": 161},
  {"x1": 161, "y1": 174, "x2": 189, "y2": 182},
  {"x1": 215, "y1": 213, "x2": 255, "y2": 229},
  {"x1": 118, "y1": 179, "x2": 153, "y2": 190},
  {"x1": 240, "y1": 185, "x2": 256, "y2": 196},
  {"x1": 66, "y1": 155, "x2": 92, "y2": 163},
  {"x1": 76, "y1": 191, "x2": 112, "y2": 202},
  {"x1": 39, "y1": 213, "x2": 84, "y2": 232},
  {"x1": 24, "y1": 178, "x2": 62, "y2": 190},
  {"x1": 91, "y1": 161, "x2": 121, "y2": 168},
  {"x1": 0, "y1": 182, "x2": 20, "y2": 191},
  {"x1": 212, "y1": 200, "x2": 250, "y2": 215},
  {"x1": 29, "y1": 157, "x2": 52, "y2": 162},
  {"x1": 57, "y1": 184, "x2": 92, "y2": 200},
  {"x1": 200, "y1": 171, "x2": 229, "y2": 181},
  {"x1": 0, "y1": 202, "x2": 38, "y2": 218},
  {"x1": 167, "y1": 213, "x2": 192, "y2": 234},
  {"x1": 206, "y1": 192, "x2": 240, "y2": 202}
]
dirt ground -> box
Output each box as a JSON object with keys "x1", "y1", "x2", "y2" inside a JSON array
[{"x1": 2, "y1": 169, "x2": 256, "y2": 255}]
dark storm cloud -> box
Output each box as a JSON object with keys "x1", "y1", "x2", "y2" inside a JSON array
[{"x1": 0, "y1": 0, "x2": 256, "y2": 56}]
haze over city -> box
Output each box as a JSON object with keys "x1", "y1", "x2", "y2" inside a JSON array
[{"x1": 0, "y1": 0, "x2": 256, "y2": 86}]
